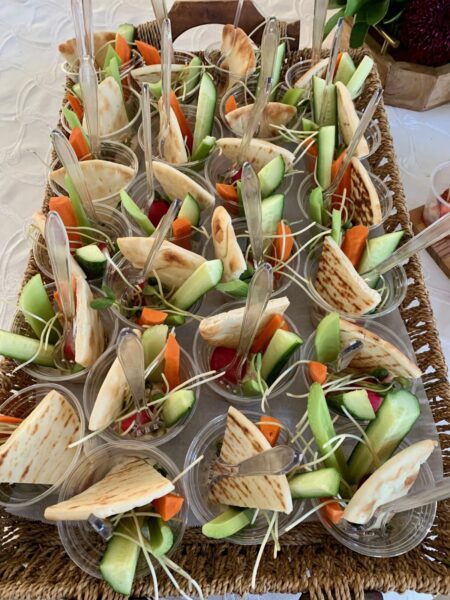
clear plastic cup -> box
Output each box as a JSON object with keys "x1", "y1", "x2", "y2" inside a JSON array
[
  {"x1": 423, "y1": 160, "x2": 450, "y2": 225},
  {"x1": 56, "y1": 441, "x2": 187, "y2": 579},
  {"x1": 0, "y1": 383, "x2": 85, "y2": 508},
  {"x1": 48, "y1": 140, "x2": 139, "y2": 210},
  {"x1": 204, "y1": 40, "x2": 258, "y2": 98},
  {"x1": 313, "y1": 422, "x2": 437, "y2": 557},
  {"x1": 137, "y1": 104, "x2": 223, "y2": 171},
  {"x1": 297, "y1": 172, "x2": 393, "y2": 234},
  {"x1": 10, "y1": 282, "x2": 118, "y2": 383},
  {"x1": 31, "y1": 205, "x2": 132, "y2": 282},
  {"x1": 83, "y1": 344, "x2": 197, "y2": 446},
  {"x1": 184, "y1": 410, "x2": 305, "y2": 544},
  {"x1": 285, "y1": 59, "x2": 364, "y2": 100},
  {"x1": 61, "y1": 86, "x2": 142, "y2": 154},
  {"x1": 202, "y1": 217, "x2": 300, "y2": 298},
  {"x1": 193, "y1": 300, "x2": 302, "y2": 405},
  {"x1": 302, "y1": 241, "x2": 407, "y2": 322}
]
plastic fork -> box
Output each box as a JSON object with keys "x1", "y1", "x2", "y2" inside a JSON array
[
  {"x1": 241, "y1": 162, "x2": 264, "y2": 267},
  {"x1": 151, "y1": 0, "x2": 168, "y2": 35},
  {"x1": 79, "y1": 56, "x2": 100, "y2": 156},
  {"x1": 158, "y1": 17, "x2": 173, "y2": 159},
  {"x1": 311, "y1": 0, "x2": 329, "y2": 67},
  {"x1": 71, "y1": 0, "x2": 94, "y2": 59},
  {"x1": 141, "y1": 82, "x2": 155, "y2": 209},
  {"x1": 328, "y1": 340, "x2": 364, "y2": 373}
]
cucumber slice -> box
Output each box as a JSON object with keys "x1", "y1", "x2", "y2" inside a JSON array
[
  {"x1": 346, "y1": 56, "x2": 374, "y2": 99},
  {"x1": 75, "y1": 244, "x2": 107, "y2": 279},
  {"x1": 307, "y1": 382, "x2": 347, "y2": 477},
  {"x1": 289, "y1": 467, "x2": 341, "y2": 498},
  {"x1": 117, "y1": 23, "x2": 136, "y2": 44},
  {"x1": 320, "y1": 83, "x2": 337, "y2": 127},
  {"x1": 333, "y1": 52, "x2": 356, "y2": 86},
  {"x1": 302, "y1": 117, "x2": 318, "y2": 132},
  {"x1": 178, "y1": 56, "x2": 202, "y2": 96},
  {"x1": 312, "y1": 75, "x2": 326, "y2": 123},
  {"x1": 105, "y1": 56, "x2": 123, "y2": 99},
  {"x1": 165, "y1": 314, "x2": 186, "y2": 327},
  {"x1": 19, "y1": 274, "x2": 58, "y2": 340},
  {"x1": 328, "y1": 389, "x2": 376, "y2": 421},
  {"x1": 147, "y1": 517, "x2": 174, "y2": 556},
  {"x1": 120, "y1": 189, "x2": 155, "y2": 235},
  {"x1": 331, "y1": 209, "x2": 342, "y2": 245},
  {"x1": 357, "y1": 231, "x2": 404, "y2": 286},
  {"x1": 309, "y1": 186, "x2": 323, "y2": 225},
  {"x1": 191, "y1": 135, "x2": 216, "y2": 162},
  {"x1": 242, "y1": 378, "x2": 264, "y2": 396},
  {"x1": 103, "y1": 44, "x2": 122, "y2": 70},
  {"x1": 142, "y1": 324, "x2": 168, "y2": 382},
  {"x1": 347, "y1": 389, "x2": 421, "y2": 484},
  {"x1": 148, "y1": 80, "x2": 162, "y2": 99},
  {"x1": 193, "y1": 73, "x2": 216, "y2": 155},
  {"x1": 72, "y1": 82, "x2": 82, "y2": 100},
  {"x1": 261, "y1": 329, "x2": 302, "y2": 385},
  {"x1": 269, "y1": 42, "x2": 286, "y2": 99},
  {"x1": 261, "y1": 193, "x2": 285, "y2": 234},
  {"x1": 170, "y1": 259, "x2": 223, "y2": 310},
  {"x1": 202, "y1": 507, "x2": 253, "y2": 539},
  {"x1": 162, "y1": 389, "x2": 195, "y2": 426},
  {"x1": 316, "y1": 126, "x2": 335, "y2": 188},
  {"x1": 281, "y1": 87, "x2": 303, "y2": 106},
  {"x1": 258, "y1": 155, "x2": 285, "y2": 198},
  {"x1": 314, "y1": 312, "x2": 340, "y2": 364},
  {"x1": 0, "y1": 330, "x2": 55, "y2": 367},
  {"x1": 178, "y1": 193, "x2": 201, "y2": 226},
  {"x1": 62, "y1": 107, "x2": 90, "y2": 148},
  {"x1": 100, "y1": 517, "x2": 142, "y2": 595},
  {"x1": 215, "y1": 280, "x2": 249, "y2": 297},
  {"x1": 64, "y1": 174, "x2": 91, "y2": 232}
]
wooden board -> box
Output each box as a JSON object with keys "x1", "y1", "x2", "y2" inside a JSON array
[{"x1": 410, "y1": 205, "x2": 450, "y2": 278}]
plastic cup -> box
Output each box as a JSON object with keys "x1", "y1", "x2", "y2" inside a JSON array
[
  {"x1": 56, "y1": 441, "x2": 187, "y2": 579},
  {"x1": 83, "y1": 344, "x2": 197, "y2": 446},
  {"x1": 10, "y1": 282, "x2": 118, "y2": 383},
  {"x1": 193, "y1": 300, "x2": 302, "y2": 405},
  {"x1": 423, "y1": 160, "x2": 450, "y2": 225},
  {"x1": 0, "y1": 383, "x2": 85, "y2": 508},
  {"x1": 202, "y1": 217, "x2": 300, "y2": 298},
  {"x1": 31, "y1": 205, "x2": 132, "y2": 282},
  {"x1": 184, "y1": 410, "x2": 305, "y2": 544},
  {"x1": 48, "y1": 140, "x2": 139, "y2": 210}
]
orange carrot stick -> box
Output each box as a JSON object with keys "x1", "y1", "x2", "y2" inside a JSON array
[
  {"x1": 153, "y1": 493, "x2": 185, "y2": 521},
  {"x1": 49, "y1": 196, "x2": 80, "y2": 248},
  {"x1": 225, "y1": 95, "x2": 238, "y2": 114},
  {"x1": 136, "y1": 40, "x2": 161, "y2": 65},
  {"x1": 0, "y1": 415, "x2": 23, "y2": 425},
  {"x1": 321, "y1": 499, "x2": 344, "y2": 524},
  {"x1": 164, "y1": 333, "x2": 180, "y2": 390},
  {"x1": 172, "y1": 217, "x2": 192, "y2": 239},
  {"x1": 138, "y1": 307, "x2": 168, "y2": 326},
  {"x1": 115, "y1": 33, "x2": 131, "y2": 64},
  {"x1": 251, "y1": 314, "x2": 285, "y2": 354},
  {"x1": 274, "y1": 222, "x2": 294, "y2": 263},
  {"x1": 215, "y1": 183, "x2": 238, "y2": 202},
  {"x1": 170, "y1": 90, "x2": 193, "y2": 152},
  {"x1": 69, "y1": 126, "x2": 91, "y2": 160},
  {"x1": 66, "y1": 93, "x2": 83, "y2": 121},
  {"x1": 308, "y1": 361, "x2": 328, "y2": 384},
  {"x1": 331, "y1": 151, "x2": 352, "y2": 209},
  {"x1": 259, "y1": 415, "x2": 282, "y2": 446},
  {"x1": 341, "y1": 225, "x2": 369, "y2": 268}
]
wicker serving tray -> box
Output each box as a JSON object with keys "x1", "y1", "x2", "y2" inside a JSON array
[{"x1": 0, "y1": 15, "x2": 450, "y2": 600}]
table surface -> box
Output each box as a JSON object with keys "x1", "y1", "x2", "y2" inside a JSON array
[{"x1": 0, "y1": 2, "x2": 449, "y2": 599}]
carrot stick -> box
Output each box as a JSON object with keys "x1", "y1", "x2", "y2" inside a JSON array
[
  {"x1": 136, "y1": 40, "x2": 161, "y2": 65},
  {"x1": 259, "y1": 415, "x2": 282, "y2": 446},
  {"x1": 333, "y1": 52, "x2": 343, "y2": 78},
  {"x1": 115, "y1": 33, "x2": 131, "y2": 64},
  {"x1": 251, "y1": 314, "x2": 284, "y2": 354},
  {"x1": 172, "y1": 217, "x2": 192, "y2": 239},
  {"x1": 153, "y1": 493, "x2": 184, "y2": 521},
  {"x1": 321, "y1": 499, "x2": 344, "y2": 524},
  {"x1": 280, "y1": 320, "x2": 289, "y2": 331},
  {"x1": 164, "y1": 333, "x2": 180, "y2": 389},
  {"x1": 69, "y1": 126, "x2": 91, "y2": 160},
  {"x1": 66, "y1": 93, "x2": 83, "y2": 121},
  {"x1": 341, "y1": 225, "x2": 369, "y2": 268},
  {"x1": 170, "y1": 91, "x2": 193, "y2": 152},
  {"x1": 306, "y1": 139, "x2": 317, "y2": 174},
  {"x1": 49, "y1": 196, "x2": 80, "y2": 248},
  {"x1": 138, "y1": 307, "x2": 168, "y2": 326},
  {"x1": 308, "y1": 361, "x2": 328, "y2": 384},
  {"x1": 215, "y1": 183, "x2": 238, "y2": 202},
  {"x1": 274, "y1": 222, "x2": 294, "y2": 263},
  {"x1": 225, "y1": 94, "x2": 238, "y2": 114},
  {"x1": 0, "y1": 415, "x2": 23, "y2": 425},
  {"x1": 331, "y1": 151, "x2": 351, "y2": 209}
]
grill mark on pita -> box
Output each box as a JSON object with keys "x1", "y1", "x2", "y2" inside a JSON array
[{"x1": 21, "y1": 465, "x2": 30, "y2": 479}]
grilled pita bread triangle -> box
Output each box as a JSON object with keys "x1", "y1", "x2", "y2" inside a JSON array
[
  {"x1": 225, "y1": 103, "x2": 296, "y2": 138},
  {"x1": 84, "y1": 76, "x2": 128, "y2": 137},
  {"x1": 199, "y1": 296, "x2": 290, "y2": 348},
  {"x1": 211, "y1": 206, "x2": 246, "y2": 282},
  {"x1": 131, "y1": 63, "x2": 184, "y2": 85},
  {"x1": 118, "y1": 237, "x2": 206, "y2": 289},
  {"x1": 50, "y1": 160, "x2": 135, "y2": 203},
  {"x1": 336, "y1": 82, "x2": 369, "y2": 158},
  {"x1": 74, "y1": 275, "x2": 105, "y2": 368},
  {"x1": 152, "y1": 161, "x2": 214, "y2": 210},
  {"x1": 221, "y1": 25, "x2": 256, "y2": 80},
  {"x1": 314, "y1": 236, "x2": 381, "y2": 315},
  {"x1": 0, "y1": 390, "x2": 80, "y2": 485},
  {"x1": 45, "y1": 457, "x2": 174, "y2": 520},
  {"x1": 350, "y1": 157, "x2": 382, "y2": 226},
  {"x1": 217, "y1": 138, "x2": 295, "y2": 173},
  {"x1": 343, "y1": 439, "x2": 437, "y2": 524},
  {"x1": 58, "y1": 31, "x2": 115, "y2": 67},
  {"x1": 158, "y1": 98, "x2": 188, "y2": 164},
  {"x1": 339, "y1": 318, "x2": 422, "y2": 378},
  {"x1": 294, "y1": 57, "x2": 328, "y2": 88},
  {"x1": 209, "y1": 407, "x2": 293, "y2": 513}
]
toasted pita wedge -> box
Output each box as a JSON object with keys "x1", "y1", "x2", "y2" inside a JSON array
[
  {"x1": 314, "y1": 236, "x2": 381, "y2": 315},
  {"x1": 340, "y1": 319, "x2": 422, "y2": 378},
  {"x1": 74, "y1": 276, "x2": 104, "y2": 368},
  {"x1": 59, "y1": 31, "x2": 115, "y2": 67},
  {"x1": 45, "y1": 457, "x2": 174, "y2": 521},
  {"x1": 336, "y1": 82, "x2": 369, "y2": 158},
  {"x1": 0, "y1": 390, "x2": 80, "y2": 485},
  {"x1": 350, "y1": 157, "x2": 382, "y2": 226},
  {"x1": 118, "y1": 237, "x2": 206, "y2": 289},
  {"x1": 221, "y1": 25, "x2": 256, "y2": 80},
  {"x1": 294, "y1": 57, "x2": 328, "y2": 88},
  {"x1": 157, "y1": 98, "x2": 188, "y2": 164},
  {"x1": 152, "y1": 161, "x2": 214, "y2": 210},
  {"x1": 209, "y1": 407, "x2": 292, "y2": 513},
  {"x1": 225, "y1": 103, "x2": 297, "y2": 138},
  {"x1": 211, "y1": 207, "x2": 246, "y2": 282},
  {"x1": 50, "y1": 160, "x2": 135, "y2": 203},
  {"x1": 343, "y1": 439, "x2": 437, "y2": 524},
  {"x1": 217, "y1": 138, "x2": 295, "y2": 173},
  {"x1": 84, "y1": 76, "x2": 128, "y2": 136},
  {"x1": 130, "y1": 63, "x2": 184, "y2": 85},
  {"x1": 199, "y1": 296, "x2": 290, "y2": 348}
]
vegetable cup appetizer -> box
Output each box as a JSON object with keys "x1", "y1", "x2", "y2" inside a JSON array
[
  {"x1": 194, "y1": 297, "x2": 302, "y2": 403},
  {"x1": 83, "y1": 326, "x2": 201, "y2": 445},
  {"x1": 0, "y1": 384, "x2": 84, "y2": 508},
  {"x1": 0, "y1": 276, "x2": 117, "y2": 382},
  {"x1": 48, "y1": 140, "x2": 139, "y2": 210},
  {"x1": 45, "y1": 442, "x2": 202, "y2": 598},
  {"x1": 204, "y1": 208, "x2": 299, "y2": 298}
]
